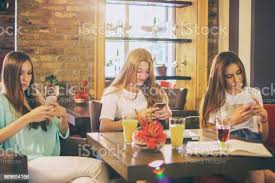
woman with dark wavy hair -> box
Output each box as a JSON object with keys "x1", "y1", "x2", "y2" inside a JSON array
[{"x1": 0, "y1": 51, "x2": 108, "y2": 183}]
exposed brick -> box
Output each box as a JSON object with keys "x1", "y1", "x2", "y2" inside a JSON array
[
  {"x1": 43, "y1": 6, "x2": 65, "y2": 11},
  {"x1": 20, "y1": 47, "x2": 39, "y2": 55},
  {"x1": 64, "y1": 48, "x2": 88, "y2": 55},
  {"x1": 39, "y1": 48, "x2": 64, "y2": 55},
  {"x1": 16, "y1": 0, "x2": 96, "y2": 91},
  {"x1": 39, "y1": 55, "x2": 58, "y2": 62},
  {"x1": 56, "y1": 55, "x2": 78, "y2": 62},
  {"x1": 65, "y1": 6, "x2": 90, "y2": 12},
  {"x1": 54, "y1": 12, "x2": 77, "y2": 18}
]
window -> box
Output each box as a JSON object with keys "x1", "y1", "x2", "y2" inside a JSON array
[{"x1": 105, "y1": 4, "x2": 176, "y2": 79}]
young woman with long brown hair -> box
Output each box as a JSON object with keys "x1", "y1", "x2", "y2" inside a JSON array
[
  {"x1": 0, "y1": 51, "x2": 109, "y2": 183},
  {"x1": 100, "y1": 48, "x2": 172, "y2": 132},
  {"x1": 201, "y1": 51, "x2": 268, "y2": 141},
  {"x1": 200, "y1": 51, "x2": 270, "y2": 183}
]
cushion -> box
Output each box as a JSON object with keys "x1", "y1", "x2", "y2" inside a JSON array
[
  {"x1": 163, "y1": 88, "x2": 188, "y2": 110},
  {"x1": 264, "y1": 104, "x2": 275, "y2": 148}
]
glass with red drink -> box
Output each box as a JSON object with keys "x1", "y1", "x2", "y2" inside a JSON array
[{"x1": 216, "y1": 116, "x2": 231, "y2": 152}]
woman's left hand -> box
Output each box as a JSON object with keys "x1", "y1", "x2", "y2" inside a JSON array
[
  {"x1": 251, "y1": 98, "x2": 268, "y2": 122},
  {"x1": 50, "y1": 103, "x2": 67, "y2": 119},
  {"x1": 154, "y1": 105, "x2": 172, "y2": 120}
]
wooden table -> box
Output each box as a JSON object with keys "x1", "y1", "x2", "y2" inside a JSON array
[
  {"x1": 59, "y1": 98, "x2": 90, "y2": 137},
  {"x1": 87, "y1": 129, "x2": 275, "y2": 182}
]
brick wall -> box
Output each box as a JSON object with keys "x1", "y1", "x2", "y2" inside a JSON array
[
  {"x1": 17, "y1": 0, "x2": 97, "y2": 95},
  {"x1": 0, "y1": 0, "x2": 15, "y2": 72}
]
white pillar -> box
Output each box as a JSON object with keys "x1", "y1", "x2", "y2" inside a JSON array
[{"x1": 238, "y1": 0, "x2": 252, "y2": 85}]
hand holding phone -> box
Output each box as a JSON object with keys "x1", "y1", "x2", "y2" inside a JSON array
[{"x1": 153, "y1": 103, "x2": 166, "y2": 110}]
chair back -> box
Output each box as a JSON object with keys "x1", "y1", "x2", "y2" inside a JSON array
[
  {"x1": 89, "y1": 100, "x2": 102, "y2": 132},
  {"x1": 264, "y1": 104, "x2": 275, "y2": 148},
  {"x1": 163, "y1": 88, "x2": 188, "y2": 110}
]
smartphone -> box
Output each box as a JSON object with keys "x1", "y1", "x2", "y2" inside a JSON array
[
  {"x1": 153, "y1": 102, "x2": 166, "y2": 109},
  {"x1": 45, "y1": 96, "x2": 57, "y2": 105}
]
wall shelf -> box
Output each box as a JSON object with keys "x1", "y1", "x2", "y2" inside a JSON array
[
  {"x1": 107, "y1": 0, "x2": 192, "y2": 8},
  {"x1": 156, "y1": 76, "x2": 191, "y2": 80},
  {"x1": 105, "y1": 76, "x2": 191, "y2": 81},
  {"x1": 106, "y1": 36, "x2": 192, "y2": 43}
]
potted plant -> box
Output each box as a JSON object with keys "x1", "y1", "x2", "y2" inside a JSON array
[
  {"x1": 45, "y1": 74, "x2": 59, "y2": 97},
  {"x1": 74, "y1": 80, "x2": 90, "y2": 103}
]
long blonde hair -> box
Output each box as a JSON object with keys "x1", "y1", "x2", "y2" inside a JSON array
[
  {"x1": 201, "y1": 51, "x2": 247, "y2": 127},
  {"x1": 105, "y1": 48, "x2": 167, "y2": 106}
]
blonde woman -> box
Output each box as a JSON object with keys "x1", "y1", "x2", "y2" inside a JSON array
[{"x1": 100, "y1": 48, "x2": 172, "y2": 132}]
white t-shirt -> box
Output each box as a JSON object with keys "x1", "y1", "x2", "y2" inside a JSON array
[
  {"x1": 208, "y1": 87, "x2": 262, "y2": 133},
  {"x1": 100, "y1": 88, "x2": 148, "y2": 121}
]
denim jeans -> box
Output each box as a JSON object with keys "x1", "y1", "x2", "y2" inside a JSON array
[{"x1": 230, "y1": 128, "x2": 262, "y2": 143}]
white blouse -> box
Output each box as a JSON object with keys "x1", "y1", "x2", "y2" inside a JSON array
[
  {"x1": 208, "y1": 87, "x2": 263, "y2": 133},
  {"x1": 100, "y1": 88, "x2": 148, "y2": 121}
]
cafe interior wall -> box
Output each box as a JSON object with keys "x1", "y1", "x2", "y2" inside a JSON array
[
  {"x1": 16, "y1": 0, "x2": 100, "y2": 97},
  {"x1": 0, "y1": 0, "x2": 15, "y2": 74},
  {"x1": 1, "y1": 0, "x2": 218, "y2": 102},
  {"x1": 175, "y1": 0, "x2": 218, "y2": 110}
]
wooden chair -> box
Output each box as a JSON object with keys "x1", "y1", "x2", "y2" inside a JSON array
[
  {"x1": 88, "y1": 100, "x2": 102, "y2": 132},
  {"x1": 163, "y1": 88, "x2": 198, "y2": 117},
  {"x1": 163, "y1": 88, "x2": 188, "y2": 111}
]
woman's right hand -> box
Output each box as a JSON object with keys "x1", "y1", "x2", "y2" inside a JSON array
[
  {"x1": 24, "y1": 105, "x2": 56, "y2": 124},
  {"x1": 230, "y1": 105, "x2": 254, "y2": 125},
  {"x1": 137, "y1": 107, "x2": 159, "y2": 122}
]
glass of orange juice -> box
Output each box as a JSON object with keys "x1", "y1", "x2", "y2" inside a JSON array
[
  {"x1": 169, "y1": 117, "x2": 185, "y2": 148},
  {"x1": 122, "y1": 115, "x2": 138, "y2": 144}
]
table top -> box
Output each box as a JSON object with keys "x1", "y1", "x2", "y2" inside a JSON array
[
  {"x1": 59, "y1": 97, "x2": 90, "y2": 118},
  {"x1": 87, "y1": 129, "x2": 275, "y2": 181}
]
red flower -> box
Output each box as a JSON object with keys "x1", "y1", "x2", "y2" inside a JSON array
[
  {"x1": 83, "y1": 80, "x2": 88, "y2": 86},
  {"x1": 147, "y1": 138, "x2": 158, "y2": 149},
  {"x1": 134, "y1": 119, "x2": 166, "y2": 150}
]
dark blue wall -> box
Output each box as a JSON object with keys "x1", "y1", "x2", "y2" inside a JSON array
[{"x1": 251, "y1": 0, "x2": 275, "y2": 104}]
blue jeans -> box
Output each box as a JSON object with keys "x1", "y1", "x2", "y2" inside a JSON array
[{"x1": 230, "y1": 129, "x2": 262, "y2": 143}]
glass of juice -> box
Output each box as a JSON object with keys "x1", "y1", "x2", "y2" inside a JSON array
[
  {"x1": 122, "y1": 115, "x2": 138, "y2": 144},
  {"x1": 215, "y1": 116, "x2": 231, "y2": 152},
  {"x1": 169, "y1": 117, "x2": 185, "y2": 148}
]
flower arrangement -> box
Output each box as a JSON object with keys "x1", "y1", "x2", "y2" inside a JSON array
[
  {"x1": 45, "y1": 74, "x2": 58, "y2": 86},
  {"x1": 134, "y1": 118, "x2": 167, "y2": 150},
  {"x1": 74, "y1": 80, "x2": 90, "y2": 103},
  {"x1": 45, "y1": 74, "x2": 59, "y2": 96}
]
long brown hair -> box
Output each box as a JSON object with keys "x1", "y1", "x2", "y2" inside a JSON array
[
  {"x1": 1, "y1": 51, "x2": 49, "y2": 131},
  {"x1": 201, "y1": 51, "x2": 247, "y2": 127},
  {"x1": 105, "y1": 48, "x2": 167, "y2": 106}
]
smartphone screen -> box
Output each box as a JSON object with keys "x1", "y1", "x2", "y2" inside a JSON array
[{"x1": 153, "y1": 103, "x2": 166, "y2": 109}]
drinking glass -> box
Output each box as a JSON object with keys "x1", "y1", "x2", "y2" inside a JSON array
[
  {"x1": 122, "y1": 114, "x2": 138, "y2": 144},
  {"x1": 215, "y1": 115, "x2": 231, "y2": 152},
  {"x1": 169, "y1": 117, "x2": 185, "y2": 148}
]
